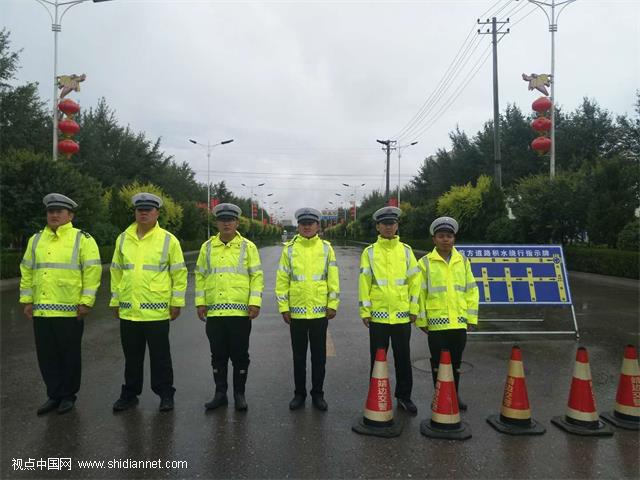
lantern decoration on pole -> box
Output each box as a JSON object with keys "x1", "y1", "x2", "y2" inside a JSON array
[
  {"x1": 523, "y1": 73, "x2": 553, "y2": 155},
  {"x1": 56, "y1": 73, "x2": 86, "y2": 159}
]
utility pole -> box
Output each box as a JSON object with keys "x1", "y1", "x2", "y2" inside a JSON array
[
  {"x1": 376, "y1": 139, "x2": 396, "y2": 200},
  {"x1": 478, "y1": 17, "x2": 509, "y2": 188}
]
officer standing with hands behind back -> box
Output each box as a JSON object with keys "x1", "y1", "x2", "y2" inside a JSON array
[
  {"x1": 416, "y1": 216, "x2": 479, "y2": 411},
  {"x1": 110, "y1": 193, "x2": 187, "y2": 413},
  {"x1": 358, "y1": 206, "x2": 421, "y2": 415},
  {"x1": 20, "y1": 193, "x2": 102, "y2": 415},
  {"x1": 195, "y1": 203, "x2": 263, "y2": 412},
  {"x1": 276, "y1": 207, "x2": 340, "y2": 411}
]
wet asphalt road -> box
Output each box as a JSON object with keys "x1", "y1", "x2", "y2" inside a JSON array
[{"x1": 1, "y1": 243, "x2": 639, "y2": 479}]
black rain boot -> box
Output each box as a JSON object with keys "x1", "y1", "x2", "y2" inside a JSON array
[
  {"x1": 233, "y1": 368, "x2": 248, "y2": 412},
  {"x1": 430, "y1": 357, "x2": 439, "y2": 388},
  {"x1": 453, "y1": 367, "x2": 467, "y2": 411},
  {"x1": 205, "y1": 366, "x2": 228, "y2": 410}
]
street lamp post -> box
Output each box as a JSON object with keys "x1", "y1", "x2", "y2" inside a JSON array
[
  {"x1": 525, "y1": 0, "x2": 576, "y2": 178},
  {"x1": 34, "y1": 0, "x2": 113, "y2": 161},
  {"x1": 260, "y1": 193, "x2": 274, "y2": 223},
  {"x1": 341, "y1": 183, "x2": 366, "y2": 221},
  {"x1": 241, "y1": 183, "x2": 265, "y2": 220},
  {"x1": 189, "y1": 138, "x2": 234, "y2": 237},
  {"x1": 396, "y1": 142, "x2": 418, "y2": 204}
]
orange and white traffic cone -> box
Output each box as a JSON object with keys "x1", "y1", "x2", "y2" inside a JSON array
[
  {"x1": 352, "y1": 348, "x2": 403, "y2": 438},
  {"x1": 487, "y1": 346, "x2": 546, "y2": 435},
  {"x1": 420, "y1": 349, "x2": 471, "y2": 440},
  {"x1": 601, "y1": 344, "x2": 640, "y2": 430},
  {"x1": 552, "y1": 347, "x2": 613, "y2": 436}
]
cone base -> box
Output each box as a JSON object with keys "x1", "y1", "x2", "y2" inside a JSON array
[
  {"x1": 420, "y1": 419, "x2": 471, "y2": 440},
  {"x1": 486, "y1": 414, "x2": 546, "y2": 435},
  {"x1": 551, "y1": 415, "x2": 613, "y2": 436},
  {"x1": 600, "y1": 411, "x2": 640, "y2": 431},
  {"x1": 352, "y1": 416, "x2": 403, "y2": 438}
]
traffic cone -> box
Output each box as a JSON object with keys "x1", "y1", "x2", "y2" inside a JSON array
[
  {"x1": 601, "y1": 345, "x2": 640, "y2": 430},
  {"x1": 352, "y1": 348, "x2": 403, "y2": 438},
  {"x1": 420, "y1": 349, "x2": 471, "y2": 440},
  {"x1": 551, "y1": 347, "x2": 613, "y2": 436},
  {"x1": 487, "y1": 346, "x2": 546, "y2": 435}
]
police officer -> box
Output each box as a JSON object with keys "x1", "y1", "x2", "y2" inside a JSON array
[
  {"x1": 19, "y1": 193, "x2": 102, "y2": 415},
  {"x1": 110, "y1": 193, "x2": 187, "y2": 412},
  {"x1": 358, "y1": 206, "x2": 421, "y2": 415},
  {"x1": 416, "y1": 216, "x2": 479, "y2": 411},
  {"x1": 195, "y1": 203, "x2": 263, "y2": 411},
  {"x1": 276, "y1": 208, "x2": 340, "y2": 411}
]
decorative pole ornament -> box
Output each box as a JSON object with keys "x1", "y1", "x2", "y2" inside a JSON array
[
  {"x1": 56, "y1": 73, "x2": 85, "y2": 159},
  {"x1": 523, "y1": 72, "x2": 553, "y2": 156}
]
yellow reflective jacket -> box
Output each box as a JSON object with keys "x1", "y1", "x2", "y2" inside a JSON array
[
  {"x1": 194, "y1": 232, "x2": 264, "y2": 317},
  {"x1": 358, "y1": 235, "x2": 421, "y2": 324},
  {"x1": 416, "y1": 247, "x2": 479, "y2": 331},
  {"x1": 275, "y1": 234, "x2": 340, "y2": 319},
  {"x1": 19, "y1": 222, "x2": 102, "y2": 317},
  {"x1": 109, "y1": 222, "x2": 187, "y2": 321}
]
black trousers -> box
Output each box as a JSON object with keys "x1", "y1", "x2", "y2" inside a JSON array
[
  {"x1": 369, "y1": 321, "x2": 412, "y2": 400},
  {"x1": 290, "y1": 317, "x2": 328, "y2": 397},
  {"x1": 206, "y1": 316, "x2": 252, "y2": 394},
  {"x1": 427, "y1": 328, "x2": 467, "y2": 392},
  {"x1": 120, "y1": 319, "x2": 174, "y2": 399},
  {"x1": 33, "y1": 316, "x2": 84, "y2": 401}
]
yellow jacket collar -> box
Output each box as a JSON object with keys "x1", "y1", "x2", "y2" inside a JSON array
[
  {"x1": 44, "y1": 221, "x2": 74, "y2": 237},
  {"x1": 212, "y1": 232, "x2": 244, "y2": 246},
  {"x1": 126, "y1": 221, "x2": 160, "y2": 239},
  {"x1": 376, "y1": 235, "x2": 400, "y2": 248},
  {"x1": 427, "y1": 246, "x2": 463, "y2": 264},
  {"x1": 295, "y1": 234, "x2": 320, "y2": 245}
]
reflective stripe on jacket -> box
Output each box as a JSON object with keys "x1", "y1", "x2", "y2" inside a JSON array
[
  {"x1": 109, "y1": 222, "x2": 187, "y2": 321},
  {"x1": 194, "y1": 232, "x2": 264, "y2": 317},
  {"x1": 358, "y1": 235, "x2": 421, "y2": 324},
  {"x1": 275, "y1": 234, "x2": 340, "y2": 319},
  {"x1": 416, "y1": 247, "x2": 479, "y2": 331},
  {"x1": 19, "y1": 222, "x2": 102, "y2": 317}
]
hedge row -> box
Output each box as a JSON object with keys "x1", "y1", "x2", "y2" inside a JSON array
[{"x1": 564, "y1": 246, "x2": 639, "y2": 279}]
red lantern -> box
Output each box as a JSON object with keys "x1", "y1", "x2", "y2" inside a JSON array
[
  {"x1": 531, "y1": 117, "x2": 552, "y2": 132},
  {"x1": 58, "y1": 139, "x2": 80, "y2": 156},
  {"x1": 58, "y1": 98, "x2": 80, "y2": 116},
  {"x1": 58, "y1": 118, "x2": 80, "y2": 136},
  {"x1": 532, "y1": 96, "x2": 552, "y2": 113},
  {"x1": 531, "y1": 136, "x2": 551, "y2": 154}
]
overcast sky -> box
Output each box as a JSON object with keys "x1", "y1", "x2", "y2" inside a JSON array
[{"x1": 4, "y1": 0, "x2": 639, "y2": 222}]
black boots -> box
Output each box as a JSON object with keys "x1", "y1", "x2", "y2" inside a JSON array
[
  {"x1": 205, "y1": 391, "x2": 228, "y2": 410},
  {"x1": 289, "y1": 394, "x2": 305, "y2": 410}
]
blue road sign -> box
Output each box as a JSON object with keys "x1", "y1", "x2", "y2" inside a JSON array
[{"x1": 456, "y1": 245, "x2": 572, "y2": 305}]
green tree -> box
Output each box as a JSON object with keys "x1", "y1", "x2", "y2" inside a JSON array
[
  {"x1": 510, "y1": 172, "x2": 589, "y2": 244},
  {"x1": 0, "y1": 29, "x2": 50, "y2": 155},
  {"x1": 0, "y1": 150, "x2": 105, "y2": 248}
]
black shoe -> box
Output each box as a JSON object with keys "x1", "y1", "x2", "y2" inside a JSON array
[
  {"x1": 311, "y1": 395, "x2": 328, "y2": 412},
  {"x1": 458, "y1": 399, "x2": 468, "y2": 411},
  {"x1": 113, "y1": 396, "x2": 139, "y2": 412},
  {"x1": 57, "y1": 399, "x2": 75, "y2": 415},
  {"x1": 159, "y1": 397, "x2": 174, "y2": 412},
  {"x1": 289, "y1": 394, "x2": 306, "y2": 410},
  {"x1": 37, "y1": 398, "x2": 60, "y2": 416},
  {"x1": 234, "y1": 393, "x2": 248, "y2": 412},
  {"x1": 205, "y1": 392, "x2": 228, "y2": 410},
  {"x1": 397, "y1": 398, "x2": 418, "y2": 416}
]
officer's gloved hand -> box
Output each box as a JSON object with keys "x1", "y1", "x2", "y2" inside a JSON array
[
  {"x1": 326, "y1": 308, "x2": 336, "y2": 320},
  {"x1": 197, "y1": 306, "x2": 208, "y2": 322}
]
